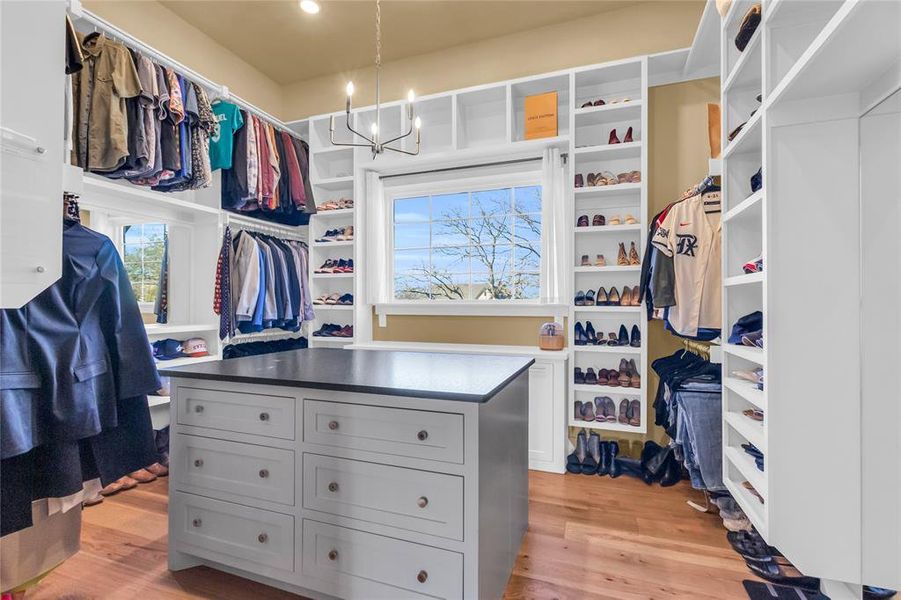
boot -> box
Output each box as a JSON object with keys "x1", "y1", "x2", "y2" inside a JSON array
[
  {"x1": 582, "y1": 432, "x2": 602, "y2": 475},
  {"x1": 597, "y1": 441, "x2": 611, "y2": 476},
  {"x1": 566, "y1": 430, "x2": 588, "y2": 474},
  {"x1": 608, "y1": 441, "x2": 622, "y2": 478},
  {"x1": 617, "y1": 242, "x2": 629, "y2": 266},
  {"x1": 660, "y1": 451, "x2": 682, "y2": 487}
]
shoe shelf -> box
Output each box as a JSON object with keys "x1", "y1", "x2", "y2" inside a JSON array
[
  {"x1": 723, "y1": 343, "x2": 766, "y2": 365},
  {"x1": 722, "y1": 110, "x2": 762, "y2": 159},
  {"x1": 568, "y1": 58, "x2": 649, "y2": 435},
  {"x1": 725, "y1": 445, "x2": 767, "y2": 498},
  {"x1": 724, "y1": 376, "x2": 765, "y2": 410},
  {"x1": 724, "y1": 476, "x2": 767, "y2": 536},
  {"x1": 722, "y1": 189, "x2": 763, "y2": 223},
  {"x1": 313, "y1": 336, "x2": 355, "y2": 343},
  {"x1": 314, "y1": 208, "x2": 355, "y2": 219},
  {"x1": 574, "y1": 224, "x2": 642, "y2": 234},
  {"x1": 312, "y1": 304, "x2": 354, "y2": 311},
  {"x1": 723, "y1": 27, "x2": 762, "y2": 95},
  {"x1": 312, "y1": 272, "x2": 355, "y2": 279},
  {"x1": 724, "y1": 410, "x2": 765, "y2": 451},
  {"x1": 573, "y1": 344, "x2": 642, "y2": 355},
  {"x1": 724, "y1": 272, "x2": 764, "y2": 287},
  {"x1": 311, "y1": 239, "x2": 354, "y2": 248}
]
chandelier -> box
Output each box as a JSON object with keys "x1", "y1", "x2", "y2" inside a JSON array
[{"x1": 330, "y1": 0, "x2": 421, "y2": 158}]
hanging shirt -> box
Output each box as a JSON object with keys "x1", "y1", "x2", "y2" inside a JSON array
[
  {"x1": 70, "y1": 33, "x2": 142, "y2": 172},
  {"x1": 210, "y1": 101, "x2": 244, "y2": 171},
  {"x1": 651, "y1": 192, "x2": 722, "y2": 337},
  {"x1": 232, "y1": 231, "x2": 261, "y2": 323}
]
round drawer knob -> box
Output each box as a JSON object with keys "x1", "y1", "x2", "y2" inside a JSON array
[
  {"x1": 417, "y1": 570, "x2": 428, "y2": 584},
  {"x1": 194, "y1": 405, "x2": 204, "y2": 413},
  {"x1": 258, "y1": 533, "x2": 268, "y2": 544},
  {"x1": 417, "y1": 430, "x2": 429, "y2": 441},
  {"x1": 192, "y1": 518, "x2": 202, "y2": 528},
  {"x1": 328, "y1": 482, "x2": 339, "y2": 493},
  {"x1": 328, "y1": 549, "x2": 339, "y2": 561},
  {"x1": 417, "y1": 496, "x2": 429, "y2": 509},
  {"x1": 259, "y1": 412, "x2": 270, "y2": 421},
  {"x1": 36, "y1": 265, "x2": 46, "y2": 273},
  {"x1": 194, "y1": 459, "x2": 204, "y2": 468},
  {"x1": 259, "y1": 469, "x2": 269, "y2": 479},
  {"x1": 328, "y1": 420, "x2": 339, "y2": 431}
]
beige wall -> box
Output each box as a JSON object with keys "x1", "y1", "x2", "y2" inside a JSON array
[
  {"x1": 372, "y1": 311, "x2": 559, "y2": 346},
  {"x1": 282, "y1": 1, "x2": 704, "y2": 119},
  {"x1": 83, "y1": 0, "x2": 285, "y2": 118}
]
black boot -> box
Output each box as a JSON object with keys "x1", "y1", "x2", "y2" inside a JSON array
[
  {"x1": 566, "y1": 430, "x2": 588, "y2": 474},
  {"x1": 608, "y1": 441, "x2": 621, "y2": 478},
  {"x1": 597, "y1": 441, "x2": 611, "y2": 476},
  {"x1": 660, "y1": 451, "x2": 682, "y2": 487}
]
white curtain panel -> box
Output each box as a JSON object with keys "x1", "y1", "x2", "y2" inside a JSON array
[
  {"x1": 364, "y1": 170, "x2": 390, "y2": 305},
  {"x1": 539, "y1": 147, "x2": 568, "y2": 305}
]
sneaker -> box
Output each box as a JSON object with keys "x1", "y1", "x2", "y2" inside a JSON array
[{"x1": 743, "y1": 254, "x2": 763, "y2": 273}]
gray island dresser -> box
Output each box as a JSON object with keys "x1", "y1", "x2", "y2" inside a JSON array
[{"x1": 159, "y1": 348, "x2": 533, "y2": 600}]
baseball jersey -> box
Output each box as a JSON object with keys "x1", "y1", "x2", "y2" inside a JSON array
[{"x1": 651, "y1": 191, "x2": 722, "y2": 337}]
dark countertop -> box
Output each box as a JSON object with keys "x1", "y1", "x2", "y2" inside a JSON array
[{"x1": 159, "y1": 348, "x2": 534, "y2": 403}]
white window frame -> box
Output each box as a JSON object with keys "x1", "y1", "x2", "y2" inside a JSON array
[
  {"x1": 376, "y1": 170, "x2": 567, "y2": 319},
  {"x1": 119, "y1": 222, "x2": 166, "y2": 313}
]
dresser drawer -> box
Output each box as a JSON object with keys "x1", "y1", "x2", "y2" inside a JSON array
[
  {"x1": 303, "y1": 399, "x2": 464, "y2": 464},
  {"x1": 302, "y1": 520, "x2": 463, "y2": 599},
  {"x1": 303, "y1": 454, "x2": 463, "y2": 540},
  {"x1": 172, "y1": 435, "x2": 294, "y2": 506},
  {"x1": 171, "y1": 492, "x2": 294, "y2": 572},
  {"x1": 177, "y1": 387, "x2": 295, "y2": 440}
]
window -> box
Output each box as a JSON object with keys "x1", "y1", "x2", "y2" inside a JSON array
[
  {"x1": 392, "y1": 184, "x2": 542, "y2": 301},
  {"x1": 122, "y1": 223, "x2": 167, "y2": 308}
]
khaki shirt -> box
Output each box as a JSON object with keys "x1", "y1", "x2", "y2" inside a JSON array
[
  {"x1": 651, "y1": 192, "x2": 722, "y2": 337},
  {"x1": 71, "y1": 33, "x2": 142, "y2": 172}
]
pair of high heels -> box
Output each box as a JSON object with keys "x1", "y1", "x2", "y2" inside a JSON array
[
  {"x1": 573, "y1": 322, "x2": 640, "y2": 347},
  {"x1": 608, "y1": 127, "x2": 634, "y2": 145},
  {"x1": 617, "y1": 241, "x2": 641, "y2": 266},
  {"x1": 566, "y1": 430, "x2": 621, "y2": 477},
  {"x1": 573, "y1": 359, "x2": 641, "y2": 388},
  {"x1": 595, "y1": 285, "x2": 641, "y2": 307}
]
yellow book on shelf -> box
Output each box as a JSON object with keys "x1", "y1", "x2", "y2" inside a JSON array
[{"x1": 524, "y1": 92, "x2": 558, "y2": 140}]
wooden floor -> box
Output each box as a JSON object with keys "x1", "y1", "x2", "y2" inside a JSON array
[{"x1": 28, "y1": 472, "x2": 756, "y2": 599}]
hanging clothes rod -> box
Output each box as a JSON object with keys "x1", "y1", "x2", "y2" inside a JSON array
[
  {"x1": 226, "y1": 214, "x2": 309, "y2": 240},
  {"x1": 71, "y1": 7, "x2": 301, "y2": 140}
]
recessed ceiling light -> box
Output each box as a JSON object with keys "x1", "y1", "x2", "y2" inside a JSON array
[{"x1": 299, "y1": 0, "x2": 320, "y2": 14}]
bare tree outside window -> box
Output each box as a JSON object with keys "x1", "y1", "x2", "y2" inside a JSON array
[
  {"x1": 393, "y1": 186, "x2": 542, "y2": 301},
  {"x1": 122, "y1": 223, "x2": 166, "y2": 305}
]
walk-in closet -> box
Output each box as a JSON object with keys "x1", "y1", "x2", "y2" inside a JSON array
[{"x1": 0, "y1": 1, "x2": 898, "y2": 599}]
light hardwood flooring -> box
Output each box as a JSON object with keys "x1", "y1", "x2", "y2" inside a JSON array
[{"x1": 27, "y1": 472, "x2": 756, "y2": 599}]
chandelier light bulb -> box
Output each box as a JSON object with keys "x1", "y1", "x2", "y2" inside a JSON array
[
  {"x1": 371, "y1": 122, "x2": 379, "y2": 135},
  {"x1": 346, "y1": 81, "x2": 355, "y2": 97},
  {"x1": 407, "y1": 89, "x2": 416, "y2": 103},
  {"x1": 299, "y1": 0, "x2": 320, "y2": 14},
  {"x1": 414, "y1": 116, "x2": 422, "y2": 129}
]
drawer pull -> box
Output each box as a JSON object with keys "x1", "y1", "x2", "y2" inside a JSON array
[
  {"x1": 327, "y1": 482, "x2": 339, "y2": 493},
  {"x1": 194, "y1": 459, "x2": 204, "y2": 468},
  {"x1": 194, "y1": 405, "x2": 204, "y2": 413},
  {"x1": 259, "y1": 468, "x2": 269, "y2": 479},
  {"x1": 328, "y1": 549, "x2": 339, "y2": 561},
  {"x1": 258, "y1": 533, "x2": 268, "y2": 544},
  {"x1": 328, "y1": 420, "x2": 339, "y2": 431},
  {"x1": 259, "y1": 412, "x2": 270, "y2": 421},
  {"x1": 417, "y1": 570, "x2": 428, "y2": 584},
  {"x1": 192, "y1": 518, "x2": 202, "y2": 528},
  {"x1": 417, "y1": 496, "x2": 429, "y2": 508},
  {"x1": 417, "y1": 430, "x2": 429, "y2": 441}
]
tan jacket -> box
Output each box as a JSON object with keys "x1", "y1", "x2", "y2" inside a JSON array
[{"x1": 70, "y1": 33, "x2": 142, "y2": 172}]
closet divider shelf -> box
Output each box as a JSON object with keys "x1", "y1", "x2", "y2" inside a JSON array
[
  {"x1": 573, "y1": 141, "x2": 643, "y2": 161},
  {"x1": 573, "y1": 101, "x2": 642, "y2": 124},
  {"x1": 724, "y1": 477, "x2": 766, "y2": 533},
  {"x1": 574, "y1": 182, "x2": 642, "y2": 196},
  {"x1": 723, "y1": 376, "x2": 765, "y2": 410},
  {"x1": 314, "y1": 208, "x2": 355, "y2": 219},
  {"x1": 574, "y1": 265, "x2": 641, "y2": 273},
  {"x1": 723, "y1": 344, "x2": 766, "y2": 365},
  {"x1": 724, "y1": 272, "x2": 764, "y2": 287},
  {"x1": 312, "y1": 305, "x2": 354, "y2": 311},
  {"x1": 722, "y1": 110, "x2": 762, "y2": 158},
  {"x1": 144, "y1": 323, "x2": 218, "y2": 336},
  {"x1": 573, "y1": 383, "x2": 643, "y2": 395},
  {"x1": 573, "y1": 305, "x2": 642, "y2": 313},
  {"x1": 722, "y1": 28, "x2": 762, "y2": 94},
  {"x1": 313, "y1": 336, "x2": 355, "y2": 343},
  {"x1": 311, "y1": 240, "x2": 354, "y2": 247},
  {"x1": 312, "y1": 272, "x2": 354, "y2": 279},
  {"x1": 154, "y1": 355, "x2": 220, "y2": 369},
  {"x1": 725, "y1": 446, "x2": 767, "y2": 498},
  {"x1": 725, "y1": 410, "x2": 765, "y2": 450},
  {"x1": 568, "y1": 418, "x2": 647, "y2": 434},
  {"x1": 312, "y1": 176, "x2": 355, "y2": 190},
  {"x1": 722, "y1": 189, "x2": 763, "y2": 222},
  {"x1": 574, "y1": 224, "x2": 642, "y2": 234},
  {"x1": 573, "y1": 345, "x2": 641, "y2": 355}
]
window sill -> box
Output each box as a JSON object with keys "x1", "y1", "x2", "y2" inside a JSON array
[{"x1": 374, "y1": 302, "x2": 568, "y2": 325}]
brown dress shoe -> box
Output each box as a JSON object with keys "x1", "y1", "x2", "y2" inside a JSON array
[
  {"x1": 631, "y1": 286, "x2": 641, "y2": 305},
  {"x1": 146, "y1": 462, "x2": 169, "y2": 477},
  {"x1": 629, "y1": 399, "x2": 642, "y2": 426},
  {"x1": 618, "y1": 399, "x2": 630, "y2": 424},
  {"x1": 129, "y1": 469, "x2": 158, "y2": 484}
]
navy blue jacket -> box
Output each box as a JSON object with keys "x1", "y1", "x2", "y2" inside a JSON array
[{"x1": 0, "y1": 222, "x2": 160, "y2": 459}]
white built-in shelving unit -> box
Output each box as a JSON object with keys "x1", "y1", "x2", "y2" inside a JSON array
[{"x1": 719, "y1": 0, "x2": 901, "y2": 595}]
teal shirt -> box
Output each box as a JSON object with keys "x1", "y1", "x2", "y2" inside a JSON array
[{"x1": 209, "y1": 101, "x2": 243, "y2": 171}]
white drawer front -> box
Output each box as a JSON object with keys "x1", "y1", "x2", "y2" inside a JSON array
[
  {"x1": 302, "y1": 520, "x2": 463, "y2": 600},
  {"x1": 172, "y1": 492, "x2": 294, "y2": 572},
  {"x1": 173, "y1": 435, "x2": 295, "y2": 506},
  {"x1": 303, "y1": 399, "x2": 464, "y2": 464},
  {"x1": 303, "y1": 454, "x2": 463, "y2": 540},
  {"x1": 177, "y1": 386, "x2": 295, "y2": 440}
]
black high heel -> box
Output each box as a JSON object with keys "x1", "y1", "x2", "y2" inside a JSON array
[
  {"x1": 617, "y1": 324, "x2": 629, "y2": 346},
  {"x1": 630, "y1": 324, "x2": 641, "y2": 347},
  {"x1": 585, "y1": 322, "x2": 598, "y2": 345},
  {"x1": 608, "y1": 287, "x2": 621, "y2": 305},
  {"x1": 574, "y1": 321, "x2": 587, "y2": 345},
  {"x1": 596, "y1": 286, "x2": 609, "y2": 305}
]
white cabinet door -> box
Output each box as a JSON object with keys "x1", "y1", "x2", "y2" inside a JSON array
[
  {"x1": 527, "y1": 362, "x2": 557, "y2": 469},
  {"x1": 0, "y1": 0, "x2": 66, "y2": 308}
]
